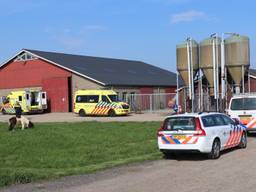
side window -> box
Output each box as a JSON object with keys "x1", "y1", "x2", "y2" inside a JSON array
[
  {"x1": 213, "y1": 115, "x2": 225, "y2": 126},
  {"x1": 26, "y1": 94, "x2": 29, "y2": 100},
  {"x1": 18, "y1": 96, "x2": 22, "y2": 101},
  {"x1": 42, "y1": 93, "x2": 45, "y2": 99},
  {"x1": 221, "y1": 115, "x2": 235, "y2": 125},
  {"x1": 76, "y1": 95, "x2": 87, "y2": 103},
  {"x1": 102, "y1": 95, "x2": 110, "y2": 103},
  {"x1": 202, "y1": 116, "x2": 215, "y2": 127},
  {"x1": 88, "y1": 95, "x2": 99, "y2": 103}
]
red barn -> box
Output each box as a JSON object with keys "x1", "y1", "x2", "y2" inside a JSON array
[{"x1": 0, "y1": 49, "x2": 179, "y2": 112}]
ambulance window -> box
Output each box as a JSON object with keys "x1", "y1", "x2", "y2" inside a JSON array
[
  {"x1": 18, "y1": 96, "x2": 22, "y2": 101},
  {"x1": 76, "y1": 95, "x2": 87, "y2": 103},
  {"x1": 102, "y1": 95, "x2": 110, "y2": 103},
  {"x1": 42, "y1": 93, "x2": 45, "y2": 99},
  {"x1": 88, "y1": 95, "x2": 99, "y2": 103},
  {"x1": 108, "y1": 95, "x2": 118, "y2": 102},
  {"x1": 26, "y1": 94, "x2": 29, "y2": 100}
]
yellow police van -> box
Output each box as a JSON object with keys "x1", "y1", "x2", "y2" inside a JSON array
[
  {"x1": 74, "y1": 90, "x2": 130, "y2": 117},
  {"x1": 0, "y1": 90, "x2": 47, "y2": 114}
]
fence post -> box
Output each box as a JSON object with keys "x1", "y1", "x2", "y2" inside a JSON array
[{"x1": 150, "y1": 95, "x2": 153, "y2": 112}]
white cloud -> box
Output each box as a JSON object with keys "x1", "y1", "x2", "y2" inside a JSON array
[{"x1": 171, "y1": 10, "x2": 206, "y2": 23}]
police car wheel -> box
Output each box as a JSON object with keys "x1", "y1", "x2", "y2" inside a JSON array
[
  {"x1": 239, "y1": 132, "x2": 247, "y2": 149},
  {"x1": 208, "y1": 139, "x2": 220, "y2": 159},
  {"x1": 79, "y1": 110, "x2": 86, "y2": 117},
  {"x1": 162, "y1": 151, "x2": 176, "y2": 159}
]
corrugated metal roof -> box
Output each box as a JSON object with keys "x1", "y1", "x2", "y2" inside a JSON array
[{"x1": 24, "y1": 49, "x2": 181, "y2": 87}]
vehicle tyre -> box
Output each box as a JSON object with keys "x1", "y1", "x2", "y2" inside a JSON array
[
  {"x1": 79, "y1": 109, "x2": 86, "y2": 117},
  {"x1": 162, "y1": 151, "x2": 176, "y2": 159},
  {"x1": 108, "y1": 109, "x2": 116, "y2": 117},
  {"x1": 239, "y1": 131, "x2": 247, "y2": 149},
  {"x1": 1, "y1": 109, "x2": 6, "y2": 115},
  {"x1": 208, "y1": 139, "x2": 221, "y2": 159}
]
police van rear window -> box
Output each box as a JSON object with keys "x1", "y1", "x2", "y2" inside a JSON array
[
  {"x1": 231, "y1": 98, "x2": 256, "y2": 110},
  {"x1": 163, "y1": 117, "x2": 196, "y2": 131}
]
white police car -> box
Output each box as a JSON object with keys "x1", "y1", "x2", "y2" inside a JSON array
[{"x1": 157, "y1": 112, "x2": 247, "y2": 159}]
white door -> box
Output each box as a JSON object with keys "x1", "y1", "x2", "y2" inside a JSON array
[
  {"x1": 25, "y1": 91, "x2": 31, "y2": 108},
  {"x1": 41, "y1": 92, "x2": 47, "y2": 109}
]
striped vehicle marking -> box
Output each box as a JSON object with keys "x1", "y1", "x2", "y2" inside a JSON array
[
  {"x1": 182, "y1": 136, "x2": 192, "y2": 144},
  {"x1": 247, "y1": 118, "x2": 256, "y2": 129},
  {"x1": 161, "y1": 136, "x2": 198, "y2": 145}
]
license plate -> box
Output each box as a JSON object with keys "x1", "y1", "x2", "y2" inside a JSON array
[
  {"x1": 173, "y1": 135, "x2": 186, "y2": 140},
  {"x1": 239, "y1": 115, "x2": 251, "y2": 121}
]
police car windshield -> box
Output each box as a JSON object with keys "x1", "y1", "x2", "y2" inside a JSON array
[
  {"x1": 163, "y1": 117, "x2": 196, "y2": 131},
  {"x1": 108, "y1": 95, "x2": 118, "y2": 102},
  {"x1": 231, "y1": 98, "x2": 256, "y2": 110}
]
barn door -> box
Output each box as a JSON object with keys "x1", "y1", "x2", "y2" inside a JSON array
[{"x1": 42, "y1": 77, "x2": 70, "y2": 112}]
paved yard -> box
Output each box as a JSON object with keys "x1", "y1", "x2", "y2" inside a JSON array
[{"x1": 0, "y1": 111, "x2": 171, "y2": 123}]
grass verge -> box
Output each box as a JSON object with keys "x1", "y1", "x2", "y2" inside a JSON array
[{"x1": 0, "y1": 121, "x2": 161, "y2": 187}]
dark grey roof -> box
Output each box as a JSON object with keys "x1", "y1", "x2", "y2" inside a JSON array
[{"x1": 24, "y1": 49, "x2": 181, "y2": 87}]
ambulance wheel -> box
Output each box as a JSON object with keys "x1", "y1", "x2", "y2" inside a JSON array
[
  {"x1": 1, "y1": 109, "x2": 6, "y2": 115},
  {"x1": 108, "y1": 109, "x2": 116, "y2": 117},
  {"x1": 208, "y1": 139, "x2": 220, "y2": 159},
  {"x1": 239, "y1": 132, "x2": 247, "y2": 149},
  {"x1": 79, "y1": 109, "x2": 86, "y2": 117}
]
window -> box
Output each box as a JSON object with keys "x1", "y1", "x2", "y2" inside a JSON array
[
  {"x1": 26, "y1": 94, "x2": 29, "y2": 100},
  {"x1": 108, "y1": 95, "x2": 118, "y2": 102},
  {"x1": 221, "y1": 115, "x2": 235, "y2": 125},
  {"x1": 15, "y1": 52, "x2": 37, "y2": 61},
  {"x1": 42, "y1": 93, "x2": 46, "y2": 99},
  {"x1": 76, "y1": 95, "x2": 99, "y2": 103},
  {"x1": 163, "y1": 117, "x2": 196, "y2": 131},
  {"x1": 102, "y1": 95, "x2": 110, "y2": 103},
  {"x1": 213, "y1": 115, "x2": 225, "y2": 126},
  {"x1": 231, "y1": 97, "x2": 256, "y2": 110},
  {"x1": 122, "y1": 92, "x2": 127, "y2": 102},
  {"x1": 202, "y1": 116, "x2": 215, "y2": 127},
  {"x1": 18, "y1": 96, "x2": 22, "y2": 101}
]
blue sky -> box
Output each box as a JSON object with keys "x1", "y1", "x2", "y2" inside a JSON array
[{"x1": 0, "y1": 0, "x2": 255, "y2": 72}]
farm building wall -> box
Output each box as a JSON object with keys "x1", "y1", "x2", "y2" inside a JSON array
[{"x1": 0, "y1": 58, "x2": 72, "y2": 112}]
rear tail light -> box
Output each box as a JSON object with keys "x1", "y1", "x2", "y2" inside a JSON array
[
  {"x1": 194, "y1": 117, "x2": 206, "y2": 136},
  {"x1": 157, "y1": 122, "x2": 164, "y2": 137}
]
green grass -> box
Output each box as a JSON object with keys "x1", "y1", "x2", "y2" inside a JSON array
[{"x1": 0, "y1": 121, "x2": 161, "y2": 187}]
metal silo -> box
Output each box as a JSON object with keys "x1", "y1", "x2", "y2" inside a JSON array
[
  {"x1": 225, "y1": 35, "x2": 250, "y2": 93},
  {"x1": 176, "y1": 40, "x2": 199, "y2": 86},
  {"x1": 200, "y1": 37, "x2": 221, "y2": 96}
]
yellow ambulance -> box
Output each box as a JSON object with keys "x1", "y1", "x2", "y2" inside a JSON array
[
  {"x1": 0, "y1": 90, "x2": 47, "y2": 114},
  {"x1": 74, "y1": 90, "x2": 130, "y2": 116}
]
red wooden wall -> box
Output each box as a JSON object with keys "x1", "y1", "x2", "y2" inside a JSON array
[{"x1": 0, "y1": 59, "x2": 71, "y2": 112}]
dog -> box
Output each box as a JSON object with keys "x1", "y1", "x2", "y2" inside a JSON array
[{"x1": 9, "y1": 116, "x2": 34, "y2": 131}]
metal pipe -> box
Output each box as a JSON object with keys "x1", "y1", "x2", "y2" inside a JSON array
[
  {"x1": 176, "y1": 71, "x2": 179, "y2": 106},
  {"x1": 215, "y1": 36, "x2": 219, "y2": 112},
  {"x1": 187, "y1": 41, "x2": 192, "y2": 100},
  {"x1": 221, "y1": 33, "x2": 225, "y2": 99},
  {"x1": 242, "y1": 65, "x2": 245, "y2": 94},
  {"x1": 190, "y1": 39, "x2": 194, "y2": 113},
  {"x1": 212, "y1": 38, "x2": 216, "y2": 99}
]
